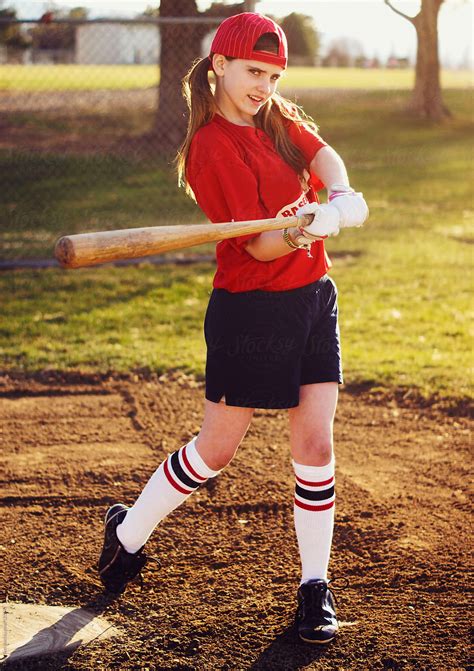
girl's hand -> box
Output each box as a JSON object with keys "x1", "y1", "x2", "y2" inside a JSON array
[
  {"x1": 328, "y1": 186, "x2": 369, "y2": 229},
  {"x1": 295, "y1": 202, "x2": 340, "y2": 240}
]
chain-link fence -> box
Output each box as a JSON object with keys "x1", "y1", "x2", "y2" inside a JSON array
[
  {"x1": 0, "y1": 15, "x2": 243, "y2": 263},
  {"x1": 2, "y1": 10, "x2": 351, "y2": 265}
]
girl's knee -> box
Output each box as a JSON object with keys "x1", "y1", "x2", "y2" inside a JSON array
[
  {"x1": 291, "y1": 436, "x2": 334, "y2": 467},
  {"x1": 195, "y1": 434, "x2": 239, "y2": 471}
]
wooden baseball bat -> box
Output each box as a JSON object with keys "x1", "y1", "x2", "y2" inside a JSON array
[{"x1": 54, "y1": 214, "x2": 312, "y2": 269}]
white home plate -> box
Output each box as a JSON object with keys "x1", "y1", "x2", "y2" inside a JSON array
[{"x1": 1, "y1": 602, "x2": 120, "y2": 662}]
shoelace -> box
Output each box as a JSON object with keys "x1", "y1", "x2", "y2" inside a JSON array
[
  {"x1": 303, "y1": 576, "x2": 349, "y2": 613},
  {"x1": 326, "y1": 575, "x2": 349, "y2": 590},
  {"x1": 325, "y1": 575, "x2": 349, "y2": 608}
]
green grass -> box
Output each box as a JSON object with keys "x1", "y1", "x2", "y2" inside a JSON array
[
  {"x1": 0, "y1": 64, "x2": 160, "y2": 91},
  {"x1": 0, "y1": 265, "x2": 212, "y2": 373},
  {"x1": 0, "y1": 64, "x2": 472, "y2": 91},
  {"x1": 0, "y1": 153, "x2": 202, "y2": 259},
  {"x1": 282, "y1": 67, "x2": 473, "y2": 90},
  {"x1": 0, "y1": 88, "x2": 473, "y2": 403}
]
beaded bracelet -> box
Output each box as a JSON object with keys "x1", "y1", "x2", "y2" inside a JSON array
[
  {"x1": 282, "y1": 228, "x2": 314, "y2": 259},
  {"x1": 282, "y1": 227, "x2": 302, "y2": 250}
]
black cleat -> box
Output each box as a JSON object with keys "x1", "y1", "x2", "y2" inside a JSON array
[
  {"x1": 98, "y1": 503, "x2": 148, "y2": 595},
  {"x1": 295, "y1": 578, "x2": 341, "y2": 644}
]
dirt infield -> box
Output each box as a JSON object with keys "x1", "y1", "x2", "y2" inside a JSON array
[{"x1": 1, "y1": 372, "x2": 471, "y2": 670}]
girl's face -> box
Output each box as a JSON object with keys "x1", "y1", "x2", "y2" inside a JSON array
[{"x1": 213, "y1": 56, "x2": 284, "y2": 126}]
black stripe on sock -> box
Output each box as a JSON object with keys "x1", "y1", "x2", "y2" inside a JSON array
[
  {"x1": 170, "y1": 450, "x2": 202, "y2": 490},
  {"x1": 295, "y1": 484, "x2": 335, "y2": 502}
]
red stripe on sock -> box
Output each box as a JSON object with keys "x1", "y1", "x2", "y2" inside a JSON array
[
  {"x1": 163, "y1": 457, "x2": 193, "y2": 495},
  {"x1": 295, "y1": 475, "x2": 334, "y2": 487},
  {"x1": 294, "y1": 498, "x2": 335, "y2": 512},
  {"x1": 182, "y1": 444, "x2": 207, "y2": 482}
]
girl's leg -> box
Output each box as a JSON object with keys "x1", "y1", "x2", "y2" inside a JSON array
[
  {"x1": 116, "y1": 399, "x2": 254, "y2": 553},
  {"x1": 194, "y1": 397, "x2": 255, "y2": 469},
  {"x1": 289, "y1": 382, "x2": 339, "y2": 644},
  {"x1": 288, "y1": 382, "x2": 338, "y2": 584}
]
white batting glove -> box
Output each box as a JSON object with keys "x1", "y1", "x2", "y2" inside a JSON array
[
  {"x1": 295, "y1": 202, "x2": 340, "y2": 241},
  {"x1": 328, "y1": 184, "x2": 369, "y2": 229}
]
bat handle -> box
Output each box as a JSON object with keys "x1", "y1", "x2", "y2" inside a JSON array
[{"x1": 297, "y1": 214, "x2": 315, "y2": 229}]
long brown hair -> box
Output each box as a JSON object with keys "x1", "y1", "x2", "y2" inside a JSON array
[{"x1": 176, "y1": 50, "x2": 321, "y2": 199}]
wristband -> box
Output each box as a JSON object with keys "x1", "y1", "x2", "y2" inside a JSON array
[{"x1": 328, "y1": 183, "x2": 355, "y2": 202}]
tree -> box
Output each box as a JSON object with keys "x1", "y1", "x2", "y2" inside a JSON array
[
  {"x1": 30, "y1": 6, "x2": 88, "y2": 51},
  {"x1": 279, "y1": 13, "x2": 319, "y2": 66},
  {"x1": 141, "y1": 5, "x2": 160, "y2": 17},
  {"x1": 0, "y1": 5, "x2": 30, "y2": 49},
  {"x1": 385, "y1": 0, "x2": 451, "y2": 120},
  {"x1": 322, "y1": 37, "x2": 365, "y2": 68},
  {"x1": 152, "y1": 1, "x2": 245, "y2": 153}
]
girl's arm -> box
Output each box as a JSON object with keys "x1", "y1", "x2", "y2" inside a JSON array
[
  {"x1": 243, "y1": 226, "x2": 306, "y2": 262},
  {"x1": 245, "y1": 145, "x2": 348, "y2": 262},
  {"x1": 309, "y1": 146, "x2": 349, "y2": 190}
]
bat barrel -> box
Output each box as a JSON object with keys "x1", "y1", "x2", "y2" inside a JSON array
[{"x1": 54, "y1": 227, "x2": 187, "y2": 269}]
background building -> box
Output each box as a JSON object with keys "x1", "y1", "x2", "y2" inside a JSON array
[{"x1": 76, "y1": 23, "x2": 160, "y2": 64}]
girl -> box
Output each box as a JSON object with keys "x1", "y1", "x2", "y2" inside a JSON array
[{"x1": 98, "y1": 13, "x2": 368, "y2": 645}]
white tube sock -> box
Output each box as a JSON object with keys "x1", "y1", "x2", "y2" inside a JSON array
[
  {"x1": 292, "y1": 456, "x2": 335, "y2": 585},
  {"x1": 116, "y1": 437, "x2": 221, "y2": 554}
]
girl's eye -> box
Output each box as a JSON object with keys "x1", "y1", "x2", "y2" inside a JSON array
[{"x1": 248, "y1": 69, "x2": 279, "y2": 82}]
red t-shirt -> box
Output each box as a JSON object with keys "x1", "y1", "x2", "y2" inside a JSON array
[{"x1": 186, "y1": 113, "x2": 330, "y2": 293}]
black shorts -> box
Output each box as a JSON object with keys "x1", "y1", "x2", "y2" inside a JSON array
[{"x1": 203, "y1": 274, "x2": 344, "y2": 409}]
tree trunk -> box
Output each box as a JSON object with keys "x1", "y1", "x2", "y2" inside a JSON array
[
  {"x1": 385, "y1": 0, "x2": 451, "y2": 121},
  {"x1": 409, "y1": 0, "x2": 451, "y2": 120},
  {"x1": 152, "y1": 0, "x2": 204, "y2": 154},
  {"x1": 152, "y1": 0, "x2": 246, "y2": 154}
]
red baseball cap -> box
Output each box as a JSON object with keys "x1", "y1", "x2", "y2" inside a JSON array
[{"x1": 209, "y1": 12, "x2": 288, "y2": 69}]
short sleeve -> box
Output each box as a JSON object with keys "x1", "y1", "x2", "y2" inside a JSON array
[
  {"x1": 190, "y1": 157, "x2": 268, "y2": 252},
  {"x1": 286, "y1": 120, "x2": 328, "y2": 166},
  {"x1": 285, "y1": 121, "x2": 328, "y2": 193}
]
